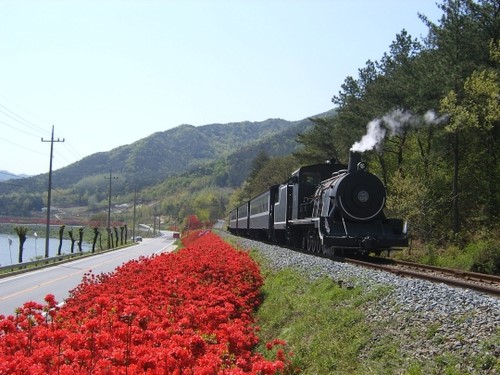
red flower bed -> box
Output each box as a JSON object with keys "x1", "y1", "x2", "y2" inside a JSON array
[
  {"x1": 0, "y1": 232, "x2": 291, "y2": 374},
  {"x1": 181, "y1": 229, "x2": 211, "y2": 247}
]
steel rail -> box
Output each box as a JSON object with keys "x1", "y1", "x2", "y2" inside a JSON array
[
  {"x1": 345, "y1": 258, "x2": 500, "y2": 297},
  {"x1": 391, "y1": 259, "x2": 500, "y2": 284}
]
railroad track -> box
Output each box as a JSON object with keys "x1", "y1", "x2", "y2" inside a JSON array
[
  {"x1": 344, "y1": 257, "x2": 500, "y2": 297},
  {"x1": 243, "y1": 236, "x2": 500, "y2": 297}
]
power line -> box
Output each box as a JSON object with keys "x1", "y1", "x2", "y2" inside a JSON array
[
  {"x1": 0, "y1": 102, "x2": 86, "y2": 165},
  {"x1": 0, "y1": 119, "x2": 42, "y2": 138},
  {"x1": 62, "y1": 141, "x2": 84, "y2": 160},
  {"x1": 0, "y1": 135, "x2": 46, "y2": 156},
  {"x1": 0, "y1": 100, "x2": 85, "y2": 175},
  {"x1": 53, "y1": 148, "x2": 73, "y2": 167},
  {"x1": 0, "y1": 100, "x2": 88, "y2": 173},
  {"x1": 0, "y1": 103, "x2": 49, "y2": 136}
]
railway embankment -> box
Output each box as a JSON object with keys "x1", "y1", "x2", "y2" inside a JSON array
[{"x1": 221, "y1": 232, "x2": 499, "y2": 374}]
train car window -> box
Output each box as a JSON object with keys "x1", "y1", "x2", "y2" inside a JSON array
[
  {"x1": 302, "y1": 173, "x2": 320, "y2": 185},
  {"x1": 250, "y1": 195, "x2": 269, "y2": 215}
]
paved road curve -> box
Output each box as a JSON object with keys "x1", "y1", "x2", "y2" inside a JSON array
[{"x1": 0, "y1": 234, "x2": 176, "y2": 316}]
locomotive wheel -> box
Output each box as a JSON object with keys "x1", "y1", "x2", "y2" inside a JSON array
[
  {"x1": 305, "y1": 232, "x2": 313, "y2": 253},
  {"x1": 304, "y1": 230, "x2": 324, "y2": 254},
  {"x1": 306, "y1": 233, "x2": 323, "y2": 254},
  {"x1": 315, "y1": 238, "x2": 323, "y2": 254}
]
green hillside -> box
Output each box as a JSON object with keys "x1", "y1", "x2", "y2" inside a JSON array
[{"x1": 0, "y1": 116, "x2": 317, "y2": 218}]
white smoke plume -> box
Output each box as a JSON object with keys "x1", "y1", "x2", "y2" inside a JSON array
[
  {"x1": 423, "y1": 109, "x2": 449, "y2": 125},
  {"x1": 382, "y1": 108, "x2": 415, "y2": 136},
  {"x1": 350, "y1": 109, "x2": 447, "y2": 152},
  {"x1": 350, "y1": 119, "x2": 386, "y2": 152}
]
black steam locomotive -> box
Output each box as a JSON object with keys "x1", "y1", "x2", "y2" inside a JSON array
[{"x1": 228, "y1": 151, "x2": 408, "y2": 255}]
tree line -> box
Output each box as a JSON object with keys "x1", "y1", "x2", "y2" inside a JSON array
[
  {"x1": 9, "y1": 223, "x2": 129, "y2": 265},
  {"x1": 234, "y1": 0, "x2": 499, "y2": 257}
]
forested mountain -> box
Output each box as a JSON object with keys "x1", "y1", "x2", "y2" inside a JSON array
[
  {"x1": 0, "y1": 116, "x2": 318, "y2": 216},
  {"x1": 66, "y1": 118, "x2": 304, "y2": 189},
  {"x1": 0, "y1": 171, "x2": 29, "y2": 182}
]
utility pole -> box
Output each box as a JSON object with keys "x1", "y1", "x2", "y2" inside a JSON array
[
  {"x1": 153, "y1": 206, "x2": 157, "y2": 236},
  {"x1": 105, "y1": 170, "x2": 118, "y2": 249},
  {"x1": 132, "y1": 189, "x2": 137, "y2": 241},
  {"x1": 41, "y1": 125, "x2": 64, "y2": 258}
]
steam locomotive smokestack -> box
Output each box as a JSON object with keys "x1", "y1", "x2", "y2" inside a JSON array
[{"x1": 348, "y1": 151, "x2": 361, "y2": 173}]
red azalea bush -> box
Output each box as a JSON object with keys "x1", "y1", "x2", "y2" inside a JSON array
[
  {"x1": 181, "y1": 229, "x2": 210, "y2": 247},
  {"x1": 0, "y1": 231, "x2": 292, "y2": 374}
]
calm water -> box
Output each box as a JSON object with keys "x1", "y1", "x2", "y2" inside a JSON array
[{"x1": 0, "y1": 233, "x2": 91, "y2": 266}]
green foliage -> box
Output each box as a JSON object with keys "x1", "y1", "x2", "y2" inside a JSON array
[
  {"x1": 233, "y1": 154, "x2": 299, "y2": 205},
  {"x1": 254, "y1": 262, "x2": 374, "y2": 374},
  {"x1": 0, "y1": 193, "x2": 44, "y2": 216},
  {"x1": 250, "y1": 156, "x2": 298, "y2": 194},
  {"x1": 469, "y1": 240, "x2": 500, "y2": 274},
  {"x1": 420, "y1": 239, "x2": 500, "y2": 275},
  {"x1": 397, "y1": 230, "x2": 500, "y2": 276},
  {"x1": 296, "y1": 0, "x2": 500, "y2": 248},
  {"x1": 13, "y1": 226, "x2": 29, "y2": 237},
  {"x1": 294, "y1": 115, "x2": 351, "y2": 165},
  {"x1": 386, "y1": 171, "x2": 436, "y2": 241}
]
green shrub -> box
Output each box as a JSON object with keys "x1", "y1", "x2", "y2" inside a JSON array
[{"x1": 469, "y1": 240, "x2": 500, "y2": 275}]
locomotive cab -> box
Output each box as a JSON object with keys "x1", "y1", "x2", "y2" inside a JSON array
[{"x1": 290, "y1": 161, "x2": 346, "y2": 220}]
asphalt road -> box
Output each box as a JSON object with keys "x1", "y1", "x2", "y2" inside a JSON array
[{"x1": 0, "y1": 234, "x2": 176, "y2": 316}]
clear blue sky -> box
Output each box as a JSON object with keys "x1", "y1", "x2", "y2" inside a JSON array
[{"x1": 0, "y1": 0, "x2": 442, "y2": 176}]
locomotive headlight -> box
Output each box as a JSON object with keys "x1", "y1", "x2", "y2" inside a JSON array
[
  {"x1": 357, "y1": 162, "x2": 367, "y2": 171},
  {"x1": 357, "y1": 190, "x2": 369, "y2": 203}
]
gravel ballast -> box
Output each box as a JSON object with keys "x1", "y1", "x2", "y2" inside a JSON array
[{"x1": 221, "y1": 233, "x2": 499, "y2": 373}]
